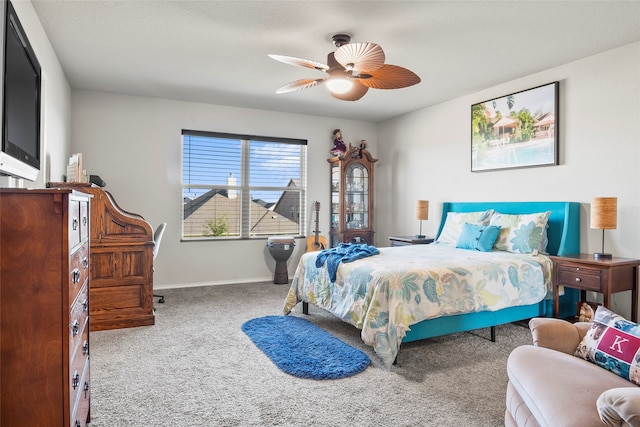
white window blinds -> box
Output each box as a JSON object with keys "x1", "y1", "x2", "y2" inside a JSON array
[{"x1": 182, "y1": 130, "x2": 307, "y2": 240}]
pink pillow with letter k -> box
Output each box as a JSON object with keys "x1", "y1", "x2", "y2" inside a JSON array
[{"x1": 574, "y1": 306, "x2": 640, "y2": 385}]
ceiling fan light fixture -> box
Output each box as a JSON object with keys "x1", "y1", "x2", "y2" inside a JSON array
[
  {"x1": 269, "y1": 33, "x2": 420, "y2": 100},
  {"x1": 326, "y1": 77, "x2": 353, "y2": 94}
]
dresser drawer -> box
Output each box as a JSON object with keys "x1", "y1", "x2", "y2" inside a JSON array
[
  {"x1": 80, "y1": 201, "x2": 89, "y2": 244},
  {"x1": 70, "y1": 312, "x2": 89, "y2": 369},
  {"x1": 69, "y1": 244, "x2": 89, "y2": 298},
  {"x1": 70, "y1": 357, "x2": 90, "y2": 427},
  {"x1": 69, "y1": 200, "x2": 82, "y2": 250},
  {"x1": 557, "y1": 266, "x2": 602, "y2": 291},
  {"x1": 69, "y1": 284, "x2": 89, "y2": 360}
]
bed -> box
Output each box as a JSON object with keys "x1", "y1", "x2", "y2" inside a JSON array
[{"x1": 283, "y1": 201, "x2": 580, "y2": 366}]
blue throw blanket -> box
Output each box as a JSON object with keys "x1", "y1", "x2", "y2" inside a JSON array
[{"x1": 315, "y1": 243, "x2": 380, "y2": 282}]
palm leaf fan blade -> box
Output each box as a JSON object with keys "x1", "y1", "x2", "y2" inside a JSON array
[
  {"x1": 357, "y1": 64, "x2": 421, "y2": 89},
  {"x1": 333, "y1": 42, "x2": 385, "y2": 73},
  {"x1": 276, "y1": 78, "x2": 325, "y2": 94},
  {"x1": 268, "y1": 54, "x2": 329, "y2": 71}
]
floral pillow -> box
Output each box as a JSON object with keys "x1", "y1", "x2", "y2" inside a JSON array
[
  {"x1": 436, "y1": 210, "x2": 494, "y2": 246},
  {"x1": 574, "y1": 306, "x2": 640, "y2": 386},
  {"x1": 489, "y1": 211, "x2": 551, "y2": 254}
]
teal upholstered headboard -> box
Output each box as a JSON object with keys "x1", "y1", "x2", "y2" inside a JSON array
[{"x1": 437, "y1": 201, "x2": 580, "y2": 256}]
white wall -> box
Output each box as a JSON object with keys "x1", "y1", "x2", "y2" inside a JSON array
[
  {"x1": 377, "y1": 41, "x2": 640, "y2": 318},
  {"x1": 9, "y1": 0, "x2": 70, "y2": 187},
  {"x1": 70, "y1": 40, "x2": 640, "y2": 316},
  {"x1": 70, "y1": 91, "x2": 377, "y2": 287}
]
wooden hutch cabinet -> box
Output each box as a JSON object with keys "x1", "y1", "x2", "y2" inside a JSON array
[
  {"x1": 48, "y1": 182, "x2": 155, "y2": 331},
  {"x1": 1, "y1": 189, "x2": 92, "y2": 427},
  {"x1": 329, "y1": 145, "x2": 377, "y2": 247}
]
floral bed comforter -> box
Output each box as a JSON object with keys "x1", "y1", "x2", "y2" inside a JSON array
[{"x1": 283, "y1": 243, "x2": 553, "y2": 367}]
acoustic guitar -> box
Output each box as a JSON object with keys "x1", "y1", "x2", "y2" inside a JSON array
[{"x1": 307, "y1": 201, "x2": 328, "y2": 252}]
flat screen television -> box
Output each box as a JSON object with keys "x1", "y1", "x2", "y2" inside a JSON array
[{"x1": 0, "y1": 0, "x2": 41, "y2": 182}]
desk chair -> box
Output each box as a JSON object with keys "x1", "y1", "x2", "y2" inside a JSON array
[{"x1": 153, "y1": 222, "x2": 167, "y2": 304}]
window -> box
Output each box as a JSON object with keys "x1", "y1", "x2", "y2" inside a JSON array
[{"x1": 182, "y1": 130, "x2": 307, "y2": 240}]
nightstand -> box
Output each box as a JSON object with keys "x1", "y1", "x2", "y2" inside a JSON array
[
  {"x1": 389, "y1": 236, "x2": 434, "y2": 247},
  {"x1": 549, "y1": 254, "x2": 640, "y2": 322}
]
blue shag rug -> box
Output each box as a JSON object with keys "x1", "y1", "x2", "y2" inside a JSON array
[{"x1": 241, "y1": 315, "x2": 370, "y2": 380}]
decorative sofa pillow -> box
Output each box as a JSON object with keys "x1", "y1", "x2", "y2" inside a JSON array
[
  {"x1": 574, "y1": 306, "x2": 640, "y2": 386},
  {"x1": 436, "y1": 210, "x2": 493, "y2": 246},
  {"x1": 489, "y1": 211, "x2": 551, "y2": 254},
  {"x1": 455, "y1": 223, "x2": 501, "y2": 252}
]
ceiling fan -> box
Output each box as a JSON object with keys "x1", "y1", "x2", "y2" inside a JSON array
[{"x1": 268, "y1": 34, "x2": 421, "y2": 101}]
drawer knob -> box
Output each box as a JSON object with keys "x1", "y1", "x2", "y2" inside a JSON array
[
  {"x1": 72, "y1": 320, "x2": 79, "y2": 336},
  {"x1": 72, "y1": 371, "x2": 80, "y2": 389},
  {"x1": 72, "y1": 218, "x2": 78, "y2": 231},
  {"x1": 83, "y1": 257, "x2": 89, "y2": 269},
  {"x1": 82, "y1": 341, "x2": 89, "y2": 356},
  {"x1": 575, "y1": 277, "x2": 582, "y2": 282},
  {"x1": 82, "y1": 299, "x2": 88, "y2": 312},
  {"x1": 72, "y1": 269, "x2": 80, "y2": 284},
  {"x1": 84, "y1": 381, "x2": 90, "y2": 398}
]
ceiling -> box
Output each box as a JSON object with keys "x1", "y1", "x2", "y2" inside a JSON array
[{"x1": 30, "y1": 1, "x2": 640, "y2": 122}]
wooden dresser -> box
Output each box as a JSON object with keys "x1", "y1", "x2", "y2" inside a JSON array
[
  {"x1": 0, "y1": 189, "x2": 92, "y2": 426},
  {"x1": 48, "y1": 182, "x2": 155, "y2": 331}
]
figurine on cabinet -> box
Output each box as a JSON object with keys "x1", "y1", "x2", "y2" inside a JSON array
[
  {"x1": 358, "y1": 139, "x2": 367, "y2": 158},
  {"x1": 330, "y1": 129, "x2": 347, "y2": 156}
]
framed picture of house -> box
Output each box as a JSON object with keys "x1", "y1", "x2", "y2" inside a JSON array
[{"x1": 471, "y1": 81, "x2": 559, "y2": 172}]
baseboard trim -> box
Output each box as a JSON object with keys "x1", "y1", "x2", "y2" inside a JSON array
[{"x1": 154, "y1": 277, "x2": 274, "y2": 291}]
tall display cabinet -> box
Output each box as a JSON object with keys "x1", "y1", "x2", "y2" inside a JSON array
[{"x1": 329, "y1": 145, "x2": 377, "y2": 247}]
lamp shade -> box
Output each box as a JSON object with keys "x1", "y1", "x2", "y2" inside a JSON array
[
  {"x1": 415, "y1": 200, "x2": 429, "y2": 221},
  {"x1": 590, "y1": 197, "x2": 617, "y2": 230}
]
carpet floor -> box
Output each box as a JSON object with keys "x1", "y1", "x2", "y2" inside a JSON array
[{"x1": 88, "y1": 282, "x2": 532, "y2": 426}]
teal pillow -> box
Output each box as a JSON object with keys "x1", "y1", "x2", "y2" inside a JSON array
[
  {"x1": 435, "y1": 210, "x2": 494, "y2": 245},
  {"x1": 456, "y1": 223, "x2": 501, "y2": 252}
]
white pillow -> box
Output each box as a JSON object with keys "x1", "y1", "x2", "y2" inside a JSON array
[{"x1": 436, "y1": 210, "x2": 494, "y2": 245}]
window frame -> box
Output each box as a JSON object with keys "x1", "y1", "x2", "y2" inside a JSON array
[{"x1": 181, "y1": 130, "x2": 307, "y2": 241}]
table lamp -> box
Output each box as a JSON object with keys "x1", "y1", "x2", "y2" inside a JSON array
[
  {"x1": 590, "y1": 197, "x2": 617, "y2": 260},
  {"x1": 415, "y1": 200, "x2": 429, "y2": 239}
]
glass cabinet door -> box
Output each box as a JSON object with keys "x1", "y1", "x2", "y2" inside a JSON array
[{"x1": 345, "y1": 163, "x2": 368, "y2": 230}]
